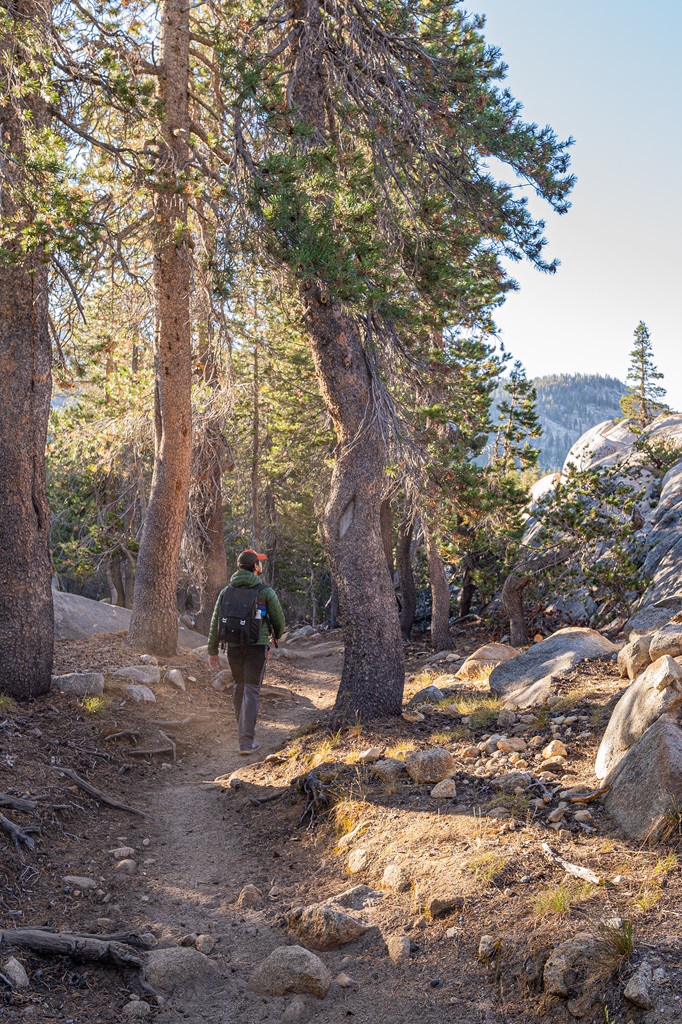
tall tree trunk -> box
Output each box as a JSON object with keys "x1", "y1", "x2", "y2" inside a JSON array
[
  {"x1": 301, "y1": 283, "x2": 405, "y2": 720},
  {"x1": 0, "y1": 0, "x2": 54, "y2": 700},
  {"x1": 127, "y1": 0, "x2": 192, "y2": 655},
  {"x1": 502, "y1": 544, "x2": 571, "y2": 647},
  {"x1": 425, "y1": 528, "x2": 451, "y2": 651},
  {"x1": 396, "y1": 518, "x2": 416, "y2": 641},
  {"x1": 290, "y1": 9, "x2": 403, "y2": 718},
  {"x1": 251, "y1": 338, "x2": 260, "y2": 546},
  {"x1": 458, "y1": 565, "x2": 476, "y2": 618}
]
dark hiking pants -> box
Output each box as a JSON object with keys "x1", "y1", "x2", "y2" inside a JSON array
[{"x1": 227, "y1": 644, "x2": 268, "y2": 748}]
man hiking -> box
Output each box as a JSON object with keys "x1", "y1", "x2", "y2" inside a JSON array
[{"x1": 207, "y1": 549, "x2": 285, "y2": 755}]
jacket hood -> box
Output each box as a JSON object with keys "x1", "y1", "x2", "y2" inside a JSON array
[{"x1": 229, "y1": 569, "x2": 262, "y2": 588}]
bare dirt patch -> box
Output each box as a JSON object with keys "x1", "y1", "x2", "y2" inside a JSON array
[{"x1": 2, "y1": 635, "x2": 681, "y2": 1023}]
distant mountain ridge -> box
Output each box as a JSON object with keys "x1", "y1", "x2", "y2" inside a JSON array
[
  {"x1": 532, "y1": 373, "x2": 626, "y2": 470},
  {"x1": 490, "y1": 373, "x2": 627, "y2": 472}
]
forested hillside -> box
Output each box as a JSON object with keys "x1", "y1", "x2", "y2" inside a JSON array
[{"x1": 491, "y1": 373, "x2": 626, "y2": 471}]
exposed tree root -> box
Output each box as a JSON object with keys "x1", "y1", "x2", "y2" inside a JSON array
[
  {"x1": 50, "y1": 766, "x2": 145, "y2": 816},
  {"x1": 0, "y1": 813, "x2": 36, "y2": 861},
  {"x1": 0, "y1": 794, "x2": 38, "y2": 812}
]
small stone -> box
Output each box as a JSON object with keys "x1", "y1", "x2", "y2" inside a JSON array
[
  {"x1": 142, "y1": 838, "x2": 151, "y2": 847},
  {"x1": 114, "y1": 665, "x2": 161, "y2": 685},
  {"x1": 405, "y1": 748, "x2": 455, "y2": 784},
  {"x1": 109, "y1": 846, "x2": 135, "y2": 859},
  {"x1": 542, "y1": 739, "x2": 567, "y2": 758},
  {"x1": 249, "y1": 946, "x2": 331, "y2": 998},
  {"x1": 429, "y1": 778, "x2": 456, "y2": 799},
  {"x1": 195, "y1": 934, "x2": 215, "y2": 954},
  {"x1": 347, "y1": 848, "x2": 370, "y2": 875},
  {"x1": 573, "y1": 810, "x2": 593, "y2": 823},
  {"x1": 2, "y1": 957, "x2": 29, "y2": 989},
  {"x1": 139, "y1": 655, "x2": 158, "y2": 665},
  {"x1": 62, "y1": 875, "x2": 97, "y2": 889},
  {"x1": 236, "y1": 883, "x2": 263, "y2": 908},
  {"x1": 371, "y1": 758, "x2": 406, "y2": 783},
  {"x1": 357, "y1": 746, "x2": 384, "y2": 764},
  {"x1": 497, "y1": 709, "x2": 517, "y2": 729},
  {"x1": 478, "y1": 935, "x2": 499, "y2": 961},
  {"x1": 283, "y1": 997, "x2": 309, "y2": 1024},
  {"x1": 401, "y1": 711, "x2": 425, "y2": 723},
  {"x1": 51, "y1": 672, "x2": 104, "y2": 696},
  {"x1": 386, "y1": 935, "x2": 411, "y2": 963},
  {"x1": 212, "y1": 670, "x2": 232, "y2": 692},
  {"x1": 458, "y1": 745, "x2": 478, "y2": 760},
  {"x1": 427, "y1": 894, "x2": 464, "y2": 918},
  {"x1": 335, "y1": 972, "x2": 354, "y2": 988},
  {"x1": 623, "y1": 961, "x2": 654, "y2": 1009},
  {"x1": 528, "y1": 735, "x2": 544, "y2": 749},
  {"x1": 165, "y1": 669, "x2": 186, "y2": 691},
  {"x1": 481, "y1": 734, "x2": 504, "y2": 755},
  {"x1": 122, "y1": 1000, "x2": 151, "y2": 1019},
  {"x1": 125, "y1": 684, "x2": 156, "y2": 703},
  {"x1": 115, "y1": 858, "x2": 137, "y2": 875},
  {"x1": 381, "y1": 863, "x2": 410, "y2": 892},
  {"x1": 496, "y1": 737, "x2": 527, "y2": 753},
  {"x1": 180, "y1": 933, "x2": 198, "y2": 946}
]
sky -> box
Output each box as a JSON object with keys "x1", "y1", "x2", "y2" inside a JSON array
[{"x1": 469, "y1": 0, "x2": 682, "y2": 409}]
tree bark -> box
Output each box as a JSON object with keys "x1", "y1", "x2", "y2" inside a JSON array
[
  {"x1": 458, "y1": 563, "x2": 476, "y2": 618},
  {"x1": 502, "y1": 544, "x2": 571, "y2": 647},
  {"x1": 301, "y1": 284, "x2": 405, "y2": 720},
  {"x1": 396, "y1": 518, "x2": 416, "y2": 641},
  {"x1": 425, "y1": 528, "x2": 451, "y2": 651},
  {"x1": 192, "y1": 483, "x2": 228, "y2": 636},
  {"x1": 127, "y1": 0, "x2": 192, "y2": 655},
  {"x1": 380, "y1": 497, "x2": 395, "y2": 577},
  {"x1": 0, "y1": 1, "x2": 54, "y2": 700}
]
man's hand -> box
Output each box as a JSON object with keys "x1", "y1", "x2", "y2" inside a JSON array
[{"x1": 208, "y1": 655, "x2": 221, "y2": 671}]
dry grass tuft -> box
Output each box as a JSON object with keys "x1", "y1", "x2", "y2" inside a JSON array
[
  {"x1": 456, "y1": 693, "x2": 500, "y2": 729},
  {"x1": 463, "y1": 850, "x2": 510, "y2": 884}
]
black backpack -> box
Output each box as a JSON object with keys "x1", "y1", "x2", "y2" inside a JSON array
[{"x1": 217, "y1": 583, "x2": 266, "y2": 646}]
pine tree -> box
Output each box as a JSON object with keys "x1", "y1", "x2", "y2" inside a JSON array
[{"x1": 619, "y1": 321, "x2": 668, "y2": 429}]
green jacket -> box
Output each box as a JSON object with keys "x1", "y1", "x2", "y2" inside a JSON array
[{"x1": 207, "y1": 569, "x2": 285, "y2": 654}]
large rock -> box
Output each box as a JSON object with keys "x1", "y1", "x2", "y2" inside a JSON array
[
  {"x1": 405, "y1": 748, "x2": 454, "y2": 784},
  {"x1": 144, "y1": 947, "x2": 221, "y2": 995},
  {"x1": 52, "y1": 588, "x2": 207, "y2": 648},
  {"x1": 113, "y1": 665, "x2": 161, "y2": 685},
  {"x1": 287, "y1": 904, "x2": 369, "y2": 950},
  {"x1": 457, "y1": 643, "x2": 519, "y2": 681},
  {"x1": 249, "y1": 946, "x2": 331, "y2": 999},
  {"x1": 543, "y1": 932, "x2": 602, "y2": 998},
  {"x1": 595, "y1": 656, "x2": 682, "y2": 779},
  {"x1": 602, "y1": 717, "x2": 682, "y2": 840},
  {"x1": 407, "y1": 685, "x2": 443, "y2": 708},
  {"x1": 617, "y1": 634, "x2": 653, "y2": 680},
  {"x1": 649, "y1": 623, "x2": 682, "y2": 661},
  {"x1": 488, "y1": 627, "x2": 618, "y2": 708},
  {"x1": 626, "y1": 604, "x2": 675, "y2": 638},
  {"x1": 51, "y1": 672, "x2": 104, "y2": 696},
  {"x1": 371, "y1": 759, "x2": 406, "y2": 783}
]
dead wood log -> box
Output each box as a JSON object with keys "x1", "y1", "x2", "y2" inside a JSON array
[
  {"x1": 502, "y1": 543, "x2": 571, "y2": 646},
  {"x1": 541, "y1": 842, "x2": 604, "y2": 885},
  {"x1": 0, "y1": 813, "x2": 36, "y2": 861},
  {"x1": 50, "y1": 766, "x2": 145, "y2": 816},
  {"x1": 0, "y1": 928, "x2": 144, "y2": 968},
  {"x1": 0, "y1": 793, "x2": 38, "y2": 812},
  {"x1": 567, "y1": 785, "x2": 610, "y2": 804}
]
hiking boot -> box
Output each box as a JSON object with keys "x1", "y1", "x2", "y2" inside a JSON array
[{"x1": 239, "y1": 742, "x2": 260, "y2": 756}]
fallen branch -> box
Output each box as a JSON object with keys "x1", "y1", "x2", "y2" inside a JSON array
[
  {"x1": 50, "y1": 767, "x2": 145, "y2": 817},
  {"x1": 148, "y1": 714, "x2": 210, "y2": 729},
  {"x1": 128, "y1": 745, "x2": 175, "y2": 759},
  {"x1": 0, "y1": 813, "x2": 36, "y2": 861},
  {"x1": 102, "y1": 730, "x2": 141, "y2": 743},
  {"x1": 567, "y1": 785, "x2": 610, "y2": 804},
  {"x1": 250, "y1": 788, "x2": 289, "y2": 807},
  {"x1": 0, "y1": 928, "x2": 144, "y2": 968},
  {"x1": 541, "y1": 842, "x2": 604, "y2": 885},
  {"x1": 0, "y1": 793, "x2": 38, "y2": 813}
]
